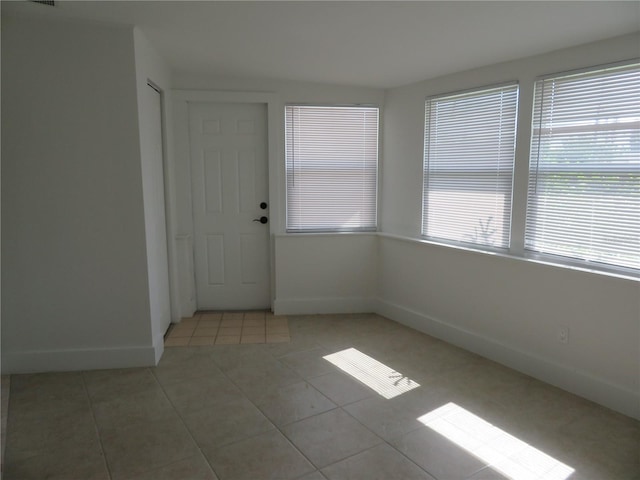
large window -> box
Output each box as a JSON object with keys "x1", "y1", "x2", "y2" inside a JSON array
[
  {"x1": 526, "y1": 63, "x2": 640, "y2": 272},
  {"x1": 422, "y1": 84, "x2": 519, "y2": 249},
  {"x1": 285, "y1": 105, "x2": 378, "y2": 232}
]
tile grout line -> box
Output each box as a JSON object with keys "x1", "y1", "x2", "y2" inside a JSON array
[
  {"x1": 165, "y1": 310, "x2": 291, "y2": 348},
  {"x1": 273, "y1": 343, "x2": 442, "y2": 479},
  {"x1": 327, "y1": 392, "x2": 445, "y2": 480},
  {"x1": 146, "y1": 365, "x2": 224, "y2": 479},
  {"x1": 1, "y1": 375, "x2": 12, "y2": 480},
  {"x1": 210, "y1": 341, "x2": 410, "y2": 476},
  {"x1": 80, "y1": 371, "x2": 114, "y2": 480},
  {"x1": 210, "y1": 340, "x2": 327, "y2": 475},
  {"x1": 191, "y1": 313, "x2": 219, "y2": 347},
  {"x1": 175, "y1": 363, "x2": 283, "y2": 478}
]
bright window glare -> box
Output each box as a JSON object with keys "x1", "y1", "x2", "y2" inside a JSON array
[
  {"x1": 418, "y1": 403, "x2": 575, "y2": 480},
  {"x1": 323, "y1": 348, "x2": 420, "y2": 399}
]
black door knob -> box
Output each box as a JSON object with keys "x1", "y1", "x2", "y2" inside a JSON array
[
  {"x1": 260, "y1": 202, "x2": 268, "y2": 210},
  {"x1": 253, "y1": 216, "x2": 268, "y2": 224}
]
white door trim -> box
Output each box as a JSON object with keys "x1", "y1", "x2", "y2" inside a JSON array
[{"x1": 171, "y1": 90, "x2": 281, "y2": 312}]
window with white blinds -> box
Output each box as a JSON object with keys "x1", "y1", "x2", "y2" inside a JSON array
[
  {"x1": 526, "y1": 62, "x2": 640, "y2": 272},
  {"x1": 422, "y1": 84, "x2": 518, "y2": 249},
  {"x1": 285, "y1": 105, "x2": 378, "y2": 232}
]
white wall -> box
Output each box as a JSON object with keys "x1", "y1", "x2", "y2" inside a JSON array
[
  {"x1": 171, "y1": 73, "x2": 385, "y2": 314},
  {"x1": 3, "y1": 11, "x2": 635, "y2": 421},
  {"x1": 379, "y1": 33, "x2": 640, "y2": 418},
  {"x1": 274, "y1": 234, "x2": 378, "y2": 314},
  {"x1": 1, "y1": 14, "x2": 155, "y2": 372},
  {"x1": 133, "y1": 28, "x2": 174, "y2": 362}
]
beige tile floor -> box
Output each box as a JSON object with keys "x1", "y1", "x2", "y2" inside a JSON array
[
  {"x1": 3, "y1": 313, "x2": 639, "y2": 480},
  {"x1": 165, "y1": 311, "x2": 290, "y2": 347}
]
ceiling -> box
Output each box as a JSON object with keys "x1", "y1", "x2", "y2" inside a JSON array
[{"x1": 5, "y1": 1, "x2": 640, "y2": 88}]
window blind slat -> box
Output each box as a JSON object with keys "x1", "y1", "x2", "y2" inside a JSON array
[
  {"x1": 422, "y1": 84, "x2": 519, "y2": 249},
  {"x1": 285, "y1": 105, "x2": 379, "y2": 232},
  {"x1": 526, "y1": 62, "x2": 640, "y2": 271}
]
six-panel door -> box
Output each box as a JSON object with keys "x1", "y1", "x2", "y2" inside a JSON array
[{"x1": 189, "y1": 102, "x2": 270, "y2": 310}]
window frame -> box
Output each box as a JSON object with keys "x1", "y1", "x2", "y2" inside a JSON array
[
  {"x1": 524, "y1": 60, "x2": 640, "y2": 275},
  {"x1": 421, "y1": 82, "x2": 520, "y2": 251},
  {"x1": 284, "y1": 103, "x2": 380, "y2": 233}
]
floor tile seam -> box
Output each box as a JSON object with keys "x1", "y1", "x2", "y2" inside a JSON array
[
  {"x1": 407, "y1": 363, "x2": 478, "y2": 389},
  {"x1": 217, "y1": 353, "x2": 304, "y2": 396},
  {"x1": 80, "y1": 371, "x2": 114, "y2": 480},
  {"x1": 302, "y1": 372, "x2": 378, "y2": 408},
  {"x1": 251, "y1": 428, "x2": 318, "y2": 478},
  {"x1": 167, "y1": 325, "x2": 290, "y2": 346},
  {"x1": 109, "y1": 453, "x2": 204, "y2": 480},
  {"x1": 151, "y1": 368, "x2": 219, "y2": 387},
  {"x1": 1, "y1": 378, "x2": 10, "y2": 470},
  {"x1": 312, "y1": 338, "x2": 356, "y2": 352},
  {"x1": 124, "y1": 453, "x2": 218, "y2": 480},
  {"x1": 160, "y1": 348, "x2": 260, "y2": 394},
  {"x1": 82, "y1": 368, "x2": 163, "y2": 404},
  {"x1": 259, "y1": 408, "x2": 331, "y2": 474},
  {"x1": 286, "y1": 405, "x2": 387, "y2": 470},
  {"x1": 338, "y1": 401, "x2": 443, "y2": 476},
  {"x1": 251, "y1": 381, "x2": 339, "y2": 421},
  {"x1": 222, "y1": 348, "x2": 324, "y2": 398},
  {"x1": 383, "y1": 422, "x2": 493, "y2": 480},
  {"x1": 383, "y1": 420, "x2": 432, "y2": 446},
  {"x1": 328, "y1": 394, "x2": 376, "y2": 409},
  {"x1": 291, "y1": 473, "x2": 325, "y2": 480},
  {"x1": 3, "y1": 376, "x2": 17, "y2": 438},
  {"x1": 3, "y1": 375, "x2": 11, "y2": 404},
  {"x1": 383, "y1": 436, "x2": 448, "y2": 480},
  {"x1": 463, "y1": 464, "x2": 499, "y2": 480},
  {"x1": 315, "y1": 443, "x2": 385, "y2": 476},
  {"x1": 316, "y1": 441, "x2": 434, "y2": 479},
  {"x1": 195, "y1": 421, "x2": 278, "y2": 455},
  {"x1": 151, "y1": 366, "x2": 227, "y2": 480},
  {"x1": 270, "y1": 342, "x2": 326, "y2": 359},
  {"x1": 206, "y1": 368, "x2": 339, "y2": 472}
]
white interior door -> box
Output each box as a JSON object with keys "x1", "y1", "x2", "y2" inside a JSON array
[{"x1": 189, "y1": 102, "x2": 270, "y2": 310}]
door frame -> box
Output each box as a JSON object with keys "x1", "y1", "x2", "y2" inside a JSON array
[
  {"x1": 143, "y1": 81, "x2": 173, "y2": 337},
  {"x1": 171, "y1": 90, "x2": 280, "y2": 313}
]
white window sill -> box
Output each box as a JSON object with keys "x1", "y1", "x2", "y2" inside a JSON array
[{"x1": 377, "y1": 232, "x2": 639, "y2": 282}]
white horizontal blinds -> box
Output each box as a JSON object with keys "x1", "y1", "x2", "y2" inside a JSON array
[
  {"x1": 285, "y1": 105, "x2": 378, "y2": 232},
  {"x1": 422, "y1": 84, "x2": 518, "y2": 248},
  {"x1": 526, "y1": 63, "x2": 640, "y2": 271}
]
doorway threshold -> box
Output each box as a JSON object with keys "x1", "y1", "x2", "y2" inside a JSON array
[{"x1": 164, "y1": 311, "x2": 290, "y2": 347}]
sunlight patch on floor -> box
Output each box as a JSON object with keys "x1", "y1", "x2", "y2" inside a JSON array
[
  {"x1": 323, "y1": 347, "x2": 420, "y2": 399},
  {"x1": 418, "y1": 403, "x2": 575, "y2": 480}
]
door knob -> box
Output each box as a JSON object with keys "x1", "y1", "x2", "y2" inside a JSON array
[{"x1": 253, "y1": 216, "x2": 268, "y2": 224}]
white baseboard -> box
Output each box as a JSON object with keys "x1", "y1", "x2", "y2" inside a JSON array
[
  {"x1": 13, "y1": 295, "x2": 633, "y2": 418},
  {"x1": 1, "y1": 345, "x2": 157, "y2": 374},
  {"x1": 153, "y1": 332, "x2": 166, "y2": 365},
  {"x1": 273, "y1": 296, "x2": 375, "y2": 315},
  {"x1": 375, "y1": 298, "x2": 640, "y2": 420},
  {"x1": 272, "y1": 294, "x2": 640, "y2": 419}
]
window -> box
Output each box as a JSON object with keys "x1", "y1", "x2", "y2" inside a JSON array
[
  {"x1": 285, "y1": 105, "x2": 378, "y2": 232},
  {"x1": 422, "y1": 84, "x2": 519, "y2": 249},
  {"x1": 526, "y1": 63, "x2": 640, "y2": 272}
]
